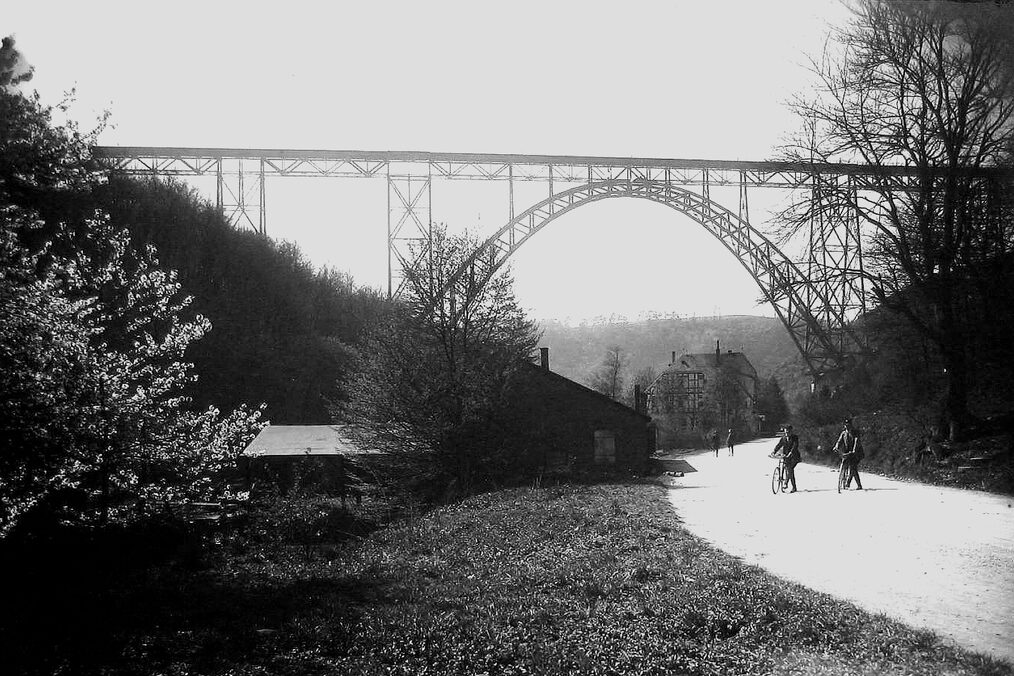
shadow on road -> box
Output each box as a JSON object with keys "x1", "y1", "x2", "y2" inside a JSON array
[
  {"x1": 780, "y1": 488, "x2": 837, "y2": 493},
  {"x1": 841, "y1": 487, "x2": 898, "y2": 492},
  {"x1": 773, "y1": 487, "x2": 900, "y2": 493}
]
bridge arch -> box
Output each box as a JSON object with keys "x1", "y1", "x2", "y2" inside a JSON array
[{"x1": 448, "y1": 179, "x2": 859, "y2": 376}]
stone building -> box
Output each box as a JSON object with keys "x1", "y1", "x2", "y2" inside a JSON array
[{"x1": 646, "y1": 341, "x2": 759, "y2": 447}]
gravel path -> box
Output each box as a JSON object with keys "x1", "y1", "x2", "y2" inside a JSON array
[{"x1": 665, "y1": 437, "x2": 1014, "y2": 664}]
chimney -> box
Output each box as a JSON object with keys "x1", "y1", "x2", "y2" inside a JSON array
[
  {"x1": 715, "y1": 339, "x2": 721, "y2": 365},
  {"x1": 634, "y1": 384, "x2": 644, "y2": 414},
  {"x1": 540, "y1": 347, "x2": 550, "y2": 371}
]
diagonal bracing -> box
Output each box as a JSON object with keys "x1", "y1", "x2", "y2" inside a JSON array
[{"x1": 93, "y1": 145, "x2": 1000, "y2": 376}]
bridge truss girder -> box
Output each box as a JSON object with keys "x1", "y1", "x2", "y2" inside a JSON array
[{"x1": 93, "y1": 146, "x2": 890, "y2": 375}]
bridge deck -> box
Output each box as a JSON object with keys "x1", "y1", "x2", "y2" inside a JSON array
[{"x1": 95, "y1": 145, "x2": 1001, "y2": 178}]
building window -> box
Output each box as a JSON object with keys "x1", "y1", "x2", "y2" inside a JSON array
[{"x1": 594, "y1": 430, "x2": 616, "y2": 464}]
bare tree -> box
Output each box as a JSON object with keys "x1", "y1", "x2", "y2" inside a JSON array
[
  {"x1": 345, "y1": 225, "x2": 541, "y2": 497},
  {"x1": 624, "y1": 365, "x2": 658, "y2": 408},
  {"x1": 782, "y1": 0, "x2": 1014, "y2": 438},
  {"x1": 589, "y1": 346, "x2": 629, "y2": 401}
]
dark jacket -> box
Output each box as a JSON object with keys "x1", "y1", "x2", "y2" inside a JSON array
[
  {"x1": 835, "y1": 428, "x2": 863, "y2": 462},
  {"x1": 775, "y1": 433, "x2": 800, "y2": 466}
]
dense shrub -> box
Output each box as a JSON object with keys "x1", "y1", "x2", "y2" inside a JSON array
[{"x1": 1, "y1": 40, "x2": 262, "y2": 534}]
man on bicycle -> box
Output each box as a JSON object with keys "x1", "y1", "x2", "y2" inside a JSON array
[
  {"x1": 834, "y1": 417, "x2": 864, "y2": 490},
  {"x1": 772, "y1": 425, "x2": 801, "y2": 492}
]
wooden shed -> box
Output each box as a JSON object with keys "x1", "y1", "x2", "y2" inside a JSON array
[{"x1": 240, "y1": 425, "x2": 381, "y2": 497}]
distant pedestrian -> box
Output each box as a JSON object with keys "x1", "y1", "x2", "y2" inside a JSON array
[
  {"x1": 726, "y1": 428, "x2": 736, "y2": 457},
  {"x1": 834, "y1": 417, "x2": 864, "y2": 490},
  {"x1": 772, "y1": 425, "x2": 800, "y2": 492},
  {"x1": 709, "y1": 429, "x2": 720, "y2": 457}
]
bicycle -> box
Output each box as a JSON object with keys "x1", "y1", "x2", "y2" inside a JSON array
[
  {"x1": 770, "y1": 455, "x2": 788, "y2": 494},
  {"x1": 837, "y1": 453, "x2": 850, "y2": 493}
]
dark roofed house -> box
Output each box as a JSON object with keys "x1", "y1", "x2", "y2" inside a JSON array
[
  {"x1": 506, "y1": 348, "x2": 655, "y2": 475},
  {"x1": 646, "y1": 340, "x2": 759, "y2": 447},
  {"x1": 242, "y1": 349, "x2": 654, "y2": 492}
]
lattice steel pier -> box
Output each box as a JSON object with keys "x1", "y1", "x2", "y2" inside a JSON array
[{"x1": 93, "y1": 146, "x2": 921, "y2": 375}]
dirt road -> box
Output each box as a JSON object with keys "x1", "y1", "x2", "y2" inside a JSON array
[{"x1": 665, "y1": 437, "x2": 1014, "y2": 664}]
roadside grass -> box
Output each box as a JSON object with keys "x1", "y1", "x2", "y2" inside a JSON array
[{"x1": 6, "y1": 482, "x2": 1011, "y2": 675}]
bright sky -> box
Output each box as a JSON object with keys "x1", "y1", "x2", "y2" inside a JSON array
[{"x1": 5, "y1": 0, "x2": 851, "y2": 322}]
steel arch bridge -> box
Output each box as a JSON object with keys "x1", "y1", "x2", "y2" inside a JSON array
[
  {"x1": 446, "y1": 178, "x2": 857, "y2": 377},
  {"x1": 93, "y1": 146, "x2": 921, "y2": 376}
]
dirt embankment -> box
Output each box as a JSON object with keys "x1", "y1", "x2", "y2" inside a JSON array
[{"x1": 800, "y1": 416, "x2": 1014, "y2": 495}]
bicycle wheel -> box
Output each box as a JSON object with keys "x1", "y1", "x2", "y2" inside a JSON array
[
  {"x1": 837, "y1": 461, "x2": 849, "y2": 493},
  {"x1": 771, "y1": 466, "x2": 781, "y2": 494}
]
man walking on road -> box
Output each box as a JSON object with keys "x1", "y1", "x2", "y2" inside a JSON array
[
  {"x1": 709, "y1": 429, "x2": 720, "y2": 457},
  {"x1": 834, "y1": 418, "x2": 864, "y2": 490},
  {"x1": 773, "y1": 425, "x2": 800, "y2": 492},
  {"x1": 726, "y1": 428, "x2": 736, "y2": 457}
]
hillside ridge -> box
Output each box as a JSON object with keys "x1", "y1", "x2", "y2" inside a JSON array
[{"x1": 537, "y1": 314, "x2": 801, "y2": 386}]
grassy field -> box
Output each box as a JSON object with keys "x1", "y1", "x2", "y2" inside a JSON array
[{"x1": 7, "y1": 482, "x2": 1012, "y2": 675}]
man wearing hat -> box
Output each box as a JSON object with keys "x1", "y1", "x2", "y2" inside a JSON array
[
  {"x1": 772, "y1": 424, "x2": 801, "y2": 492},
  {"x1": 834, "y1": 417, "x2": 864, "y2": 490}
]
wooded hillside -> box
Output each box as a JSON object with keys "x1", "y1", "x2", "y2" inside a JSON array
[
  {"x1": 538, "y1": 315, "x2": 802, "y2": 386},
  {"x1": 97, "y1": 177, "x2": 390, "y2": 424}
]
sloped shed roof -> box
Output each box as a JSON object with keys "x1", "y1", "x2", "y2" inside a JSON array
[
  {"x1": 520, "y1": 361, "x2": 651, "y2": 422},
  {"x1": 242, "y1": 425, "x2": 379, "y2": 457}
]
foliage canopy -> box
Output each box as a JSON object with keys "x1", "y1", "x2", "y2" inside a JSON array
[{"x1": 0, "y1": 37, "x2": 262, "y2": 534}]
